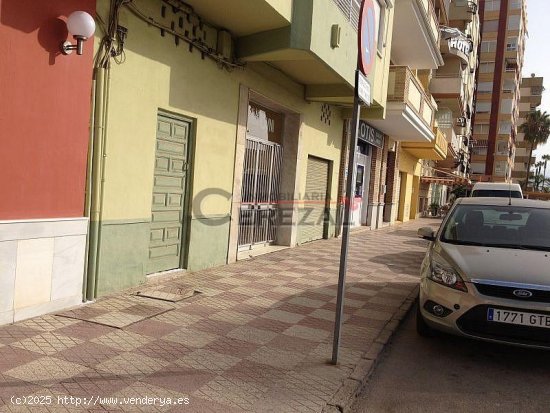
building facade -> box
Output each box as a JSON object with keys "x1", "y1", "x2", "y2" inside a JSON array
[
  {"x1": 368, "y1": 0, "x2": 448, "y2": 222},
  {"x1": 85, "y1": 0, "x2": 396, "y2": 298},
  {"x1": 0, "y1": 0, "x2": 96, "y2": 324},
  {"x1": 512, "y1": 75, "x2": 544, "y2": 185},
  {"x1": 470, "y1": 0, "x2": 527, "y2": 182},
  {"x1": 428, "y1": 0, "x2": 480, "y2": 203}
]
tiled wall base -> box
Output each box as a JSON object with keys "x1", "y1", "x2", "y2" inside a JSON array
[{"x1": 0, "y1": 218, "x2": 88, "y2": 325}]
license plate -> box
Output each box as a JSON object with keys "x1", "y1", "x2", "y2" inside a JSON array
[{"x1": 487, "y1": 308, "x2": 550, "y2": 329}]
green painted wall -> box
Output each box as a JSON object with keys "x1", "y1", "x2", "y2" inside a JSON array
[
  {"x1": 92, "y1": 0, "x2": 346, "y2": 295},
  {"x1": 186, "y1": 216, "x2": 231, "y2": 271},
  {"x1": 95, "y1": 220, "x2": 149, "y2": 296}
]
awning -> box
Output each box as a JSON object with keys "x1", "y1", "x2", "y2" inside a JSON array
[{"x1": 421, "y1": 176, "x2": 470, "y2": 185}]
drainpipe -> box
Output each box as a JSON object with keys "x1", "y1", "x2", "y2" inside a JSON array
[{"x1": 85, "y1": 66, "x2": 110, "y2": 301}]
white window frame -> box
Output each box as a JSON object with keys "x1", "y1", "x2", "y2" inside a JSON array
[{"x1": 481, "y1": 40, "x2": 497, "y2": 53}]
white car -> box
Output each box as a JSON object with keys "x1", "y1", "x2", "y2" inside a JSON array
[
  {"x1": 471, "y1": 182, "x2": 523, "y2": 199},
  {"x1": 417, "y1": 197, "x2": 550, "y2": 348}
]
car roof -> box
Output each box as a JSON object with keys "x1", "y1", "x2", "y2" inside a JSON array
[
  {"x1": 472, "y1": 182, "x2": 522, "y2": 190},
  {"x1": 456, "y1": 197, "x2": 550, "y2": 208}
]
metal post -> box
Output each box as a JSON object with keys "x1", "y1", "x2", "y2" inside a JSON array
[{"x1": 332, "y1": 70, "x2": 362, "y2": 365}]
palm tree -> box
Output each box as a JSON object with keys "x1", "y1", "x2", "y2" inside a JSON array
[
  {"x1": 519, "y1": 110, "x2": 550, "y2": 190},
  {"x1": 542, "y1": 154, "x2": 550, "y2": 190},
  {"x1": 534, "y1": 161, "x2": 545, "y2": 191}
]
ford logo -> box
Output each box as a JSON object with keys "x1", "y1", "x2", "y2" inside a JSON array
[{"x1": 513, "y1": 289, "x2": 533, "y2": 298}]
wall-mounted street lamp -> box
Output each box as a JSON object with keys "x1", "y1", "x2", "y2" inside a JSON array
[{"x1": 61, "y1": 11, "x2": 96, "y2": 55}]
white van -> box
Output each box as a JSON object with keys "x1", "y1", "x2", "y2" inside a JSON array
[{"x1": 470, "y1": 182, "x2": 523, "y2": 198}]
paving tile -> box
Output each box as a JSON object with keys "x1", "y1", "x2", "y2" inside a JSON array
[
  {"x1": 56, "y1": 321, "x2": 115, "y2": 341},
  {"x1": 87, "y1": 311, "x2": 145, "y2": 328},
  {"x1": 151, "y1": 311, "x2": 202, "y2": 327},
  {"x1": 18, "y1": 315, "x2": 79, "y2": 332},
  {"x1": 133, "y1": 338, "x2": 190, "y2": 363},
  {"x1": 246, "y1": 346, "x2": 306, "y2": 370},
  {"x1": 91, "y1": 330, "x2": 154, "y2": 352},
  {"x1": 57, "y1": 341, "x2": 122, "y2": 368},
  {"x1": 10, "y1": 332, "x2": 83, "y2": 356},
  {"x1": 226, "y1": 325, "x2": 277, "y2": 345},
  {"x1": 194, "y1": 375, "x2": 268, "y2": 411},
  {"x1": 4, "y1": 356, "x2": 89, "y2": 386},
  {"x1": 208, "y1": 310, "x2": 256, "y2": 325},
  {"x1": 353, "y1": 308, "x2": 393, "y2": 321},
  {"x1": 96, "y1": 352, "x2": 169, "y2": 377},
  {"x1": 283, "y1": 325, "x2": 331, "y2": 342},
  {"x1": 176, "y1": 349, "x2": 240, "y2": 373},
  {"x1": 163, "y1": 329, "x2": 219, "y2": 348},
  {"x1": 261, "y1": 309, "x2": 305, "y2": 324},
  {"x1": 287, "y1": 296, "x2": 327, "y2": 309},
  {"x1": 125, "y1": 319, "x2": 179, "y2": 338},
  {"x1": 203, "y1": 336, "x2": 260, "y2": 358},
  {"x1": 143, "y1": 365, "x2": 216, "y2": 394},
  {"x1": 0, "y1": 325, "x2": 41, "y2": 345},
  {"x1": 0, "y1": 345, "x2": 41, "y2": 371}
]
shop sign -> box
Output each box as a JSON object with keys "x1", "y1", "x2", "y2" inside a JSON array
[
  {"x1": 448, "y1": 37, "x2": 472, "y2": 55},
  {"x1": 358, "y1": 120, "x2": 384, "y2": 148}
]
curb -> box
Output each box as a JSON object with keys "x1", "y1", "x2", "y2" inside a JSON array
[{"x1": 323, "y1": 285, "x2": 419, "y2": 413}]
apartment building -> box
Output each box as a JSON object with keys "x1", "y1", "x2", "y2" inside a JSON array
[
  {"x1": 512, "y1": 75, "x2": 544, "y2": 184},
  {"x1": 430, "y1": 0, "x2": 480, "y2": 193},
  {"x1": 470, "y1": 0, "x2": 527, "y2": 182}
]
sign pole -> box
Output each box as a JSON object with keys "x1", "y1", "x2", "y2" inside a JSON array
[{"x1": 332, "y1": 70, "x2": 361, "y2": 365}]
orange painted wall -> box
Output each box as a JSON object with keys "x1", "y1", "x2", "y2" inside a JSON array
[{"x1": 0, "y1": 0, "x2": 95, "y2": 220}]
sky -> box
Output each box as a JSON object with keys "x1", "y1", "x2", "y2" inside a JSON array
[{"x1": 522, "y1": 0, "x2": 550, "y2": 165}]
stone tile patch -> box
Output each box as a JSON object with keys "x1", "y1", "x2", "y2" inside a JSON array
[
  {"x1": 162, "y1": 329, "x2": 219, "y2": 349},
  {"x1": 208, "y1": 310, "x2": 255, "y2": 326},
  {"x1": 10, "y1": 332, "x2": 83, "y2": 356},
  {"x1": 226, "y1": 325, "x2": 277, "y2": 345},
  {"x1": 247, "y1": 346, "x2": 307, "y2": 370},
  {"x1": 0, "y1": 325, "x2": 42, "y2": 345},
  {"x1": 194, "y1": 375, "x2": 267, "y2": 411},
  {"x1": 353, "y1": 308, "x2": 394, "y2": 321},
  {"x1": 91, "y1": 330, "x2": 154, "y2": 352},
  {"x1": 347, "y1": 286, "x2": 378, "y2": 297},
  {"x1": 4, "y1": 357, "x2": 89, "y2": 386},
  {"x1": 57, "y1": 296, "x2": 174, "y2": 329},
  {"x1": 87, "y1": 311, "x2": 145, "y2": 329},
  {"x1": 96, "y1": 353, "x2": 169, "y2": 377},
  {"x1": 18, "y1": 316, "x2": 79, "y2": 332},
  {"x1": 283, "y1": 325, "x2": 331, "y2": 342},
  {"x1": 176, "y1": 349, "x2": 240, "y2": 373},
  {"x1": 310, "y1": 308, "x2": 349, "y2": 323},
  {"x1": 151, "y1": 311, "x2": 202, "y2": 327},
  {"x1": 287, "y1": 296, "x2": 327, "y2": 309},
  {"x1": 135, "y1": 285, "x2": 199, "y2": 303},
  {"x1": 261, "y1": 309, "x2": 305, "y2": 324}
]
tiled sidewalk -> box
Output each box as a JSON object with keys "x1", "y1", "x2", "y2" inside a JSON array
[{"x1": 0, "y1": 219, "x2": 440, "y2": 412}]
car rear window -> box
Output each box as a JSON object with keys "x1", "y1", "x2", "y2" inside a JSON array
[
  {"x1": 441, "y1": 204, "x2": 550, "y2": 250},
  {"x1": 471, "y1": 190, "x2": 522, "y2": 198}
]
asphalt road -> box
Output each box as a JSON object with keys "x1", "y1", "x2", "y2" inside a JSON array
[{"x1": 351, "y1": 305, "x2": 550, "y2": 413}]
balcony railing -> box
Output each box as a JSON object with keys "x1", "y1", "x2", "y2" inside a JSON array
[
  {"x1": 388, "y1": 66, "x2": 436, "y2": 128},
  {"x1": 420, "y1": 0, "x2": 441, "y2": 45}
]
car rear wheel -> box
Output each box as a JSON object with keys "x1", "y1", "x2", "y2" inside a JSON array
[{"x1": 416, "y1": 302, "x2": 435, "y2": 337}]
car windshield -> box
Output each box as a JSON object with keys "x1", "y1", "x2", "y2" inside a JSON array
[
  {"x1": 471, "y1": 190, "x2": 522, "y2": 198},
  {"x1": 441, "y1": 204, "x2": 550, "y2": 250}
]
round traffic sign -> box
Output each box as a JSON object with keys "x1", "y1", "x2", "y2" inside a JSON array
[{"x1": 358, "y1": 0, "x2": 376, "y2": 76}]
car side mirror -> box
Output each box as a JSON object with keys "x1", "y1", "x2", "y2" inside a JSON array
[{"x1": 417, "y1": 227, "x2": 436, "y2": 241}]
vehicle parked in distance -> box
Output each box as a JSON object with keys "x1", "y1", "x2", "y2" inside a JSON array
[
  {"x1": 416, "y1": 197, "x2": 550, "y2": 348},
  {"x1": 470, "y1": 182, "x2": 523, "y2": 199}
]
